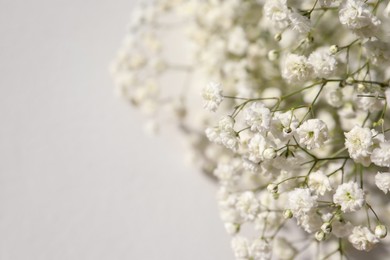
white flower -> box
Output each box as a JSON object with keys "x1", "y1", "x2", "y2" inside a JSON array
[
  {"x1": 344, "y1": 126, "x2": 373, "y2": 166},
  {"x1": 270, "y1": 111, "x2": 299, "y2": 142},
  {"x1": 245, "y1": 102, "x2": 271, "y2": 133},
  {"x1": 375, "y1": 172, "x2": 390, "y2": 194},
  {"x1": 264, "y1": 0, "x2": 290, "y2": 30},
  {"x1": 348, "y1": 226, "x2": 379, "y2": 251},
  {"x1": 308, "y1": 170, "x2": 332, "y2": 196},
  {"x1": 214, "y1": 161, "x2": 241, "y2": 188},
  {"x1": 288, "y1": 188, "x2": 318, "y2": 217},
  {"x1": 371, "y1": 141, "x2": 390, "y2": 167},
  {"x1": 202, "y1": 81, "x2": 223, "y2": 112},
  {"x1": 296, "y1": 209, "x2": 322, "y2": 233},
  {"x1": 308, "y1": 48, "x2": 337, "y2": 78},
  {"x1": 231, "y1": 236, "x2": 250, "y2": 259},
  {"x1": 319, "y1": 0, "x2": 341, "y2": 7},
  {"x1": 339, "y1": 0, "x2": 381, "y2": 37},
  {"x1": 325, "y1": 87, "x2": 343, "y2": 107},
  {"x1": 333, "y1": 182, "x2": 365, "y2": 213},
  {"x1": 205, "y1": 127, "x2": 221, "y2": 144},
  {"x1": 227, "y1": 26, "x2": 249, "y2": 56},
  {"x1": 288, "y1": 12, "x2": 311, "y2": 34},
  {"x1": 296, "y1": 119, "x2": 329, "y2": 150},
  {"x1": 218, "y1": 116, "x2": 239, "y2": 150},
  {"x1": 231, "y1": 237, "x2": 271, "y2": 260},
  {"x1": 333, "y1": 220, "x2": 353, "y2": 238},
  {"x1": 224, "y1": 222, "x2": 240, "y2": 235},
  {"x1": 281, "y1": 53, "x2": 313, "y2": 84},
  {"x1": 250, "y1": 239, "x2": 271, "y2": 260},
  {"x1": 235, "y1": 191, "x2": 260, "y2": 221},
  {"x1": 248, "y1": 133, "x2": 268, "y2": 163}
]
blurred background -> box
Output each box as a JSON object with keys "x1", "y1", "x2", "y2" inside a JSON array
[{"x1": 0, "y1": 0, "x2": 232, "y2": 259}]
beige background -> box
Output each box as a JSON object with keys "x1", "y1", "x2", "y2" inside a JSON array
[{"x1": 0, "y1": 1, "x2": 232, "y2": 259}]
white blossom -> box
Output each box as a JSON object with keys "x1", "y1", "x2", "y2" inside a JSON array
[
  {"x1": 308, "y1": 48, "x2": 337, "y2": 78},
  {"x1": 248, "y1": 133, "x2": 268, "y2": 163},
  {"x1": 227, "y1": 26, "x2": 249, "y2": 56},
  {"x1": 296, "y1": 119, "x2": 329, "y2": 150},
  {"x1": 375, "y1": 172, "x2": 390, "y2": 194},
  {"x1": 235, "y1": 191, "x2": 260, "y2": 221},
  {"x1": 333, "y1": 182, "x2": 365, "y2": 213},
  {"x1": 264, "y1": 0, "x2": 290, "y2": 30},
  {"x1": 281, "y1": 54, "x2": 313, "y2": 83},
  {"x1": 308, "y1": 170, "x2": 332, "y2": 196},
  {"x1": 339, "y1": 0, "x2": 381, "y2": 37},
  {"x1": 344, "y1": 126, "x2": 373, "y2": 166},
  {"x1": 371, "y1": 141, "x2": 390, "y2": 167},
  {"x1": 348, "y1": 226, "x2": 379, "y2": 251},
  {"x1": 288, "y1": 188, "x2": 318, "y2": 217},
  {"x1": 289, "y1": 12, "x2": 311, "y2": 34},
  {"x1": 269, "y1": 111, "x2": 299, "y2": 142},
  {"x1": 202, "y1": 81, "x2": 223, "y2": 112},
  {"x1": 245, "y1": 102, "x2": 271, "y2": 133}
]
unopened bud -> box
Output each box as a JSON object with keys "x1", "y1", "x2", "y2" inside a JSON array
[
  {"x1": 330, "y1": 45, "x2": 339, "y2": 54},
  {"x1": 345, "y1": 77, "x2": 354, "y2": 85},
  {"x1": 263, "y1": 148, "x2": 276, "y2": 160},
  {"x1": 321, "y1": 222, "x2": 332, "y2": 234},
  {"x1": 315, "y1": 231, "x2": 326, "y2": 241},
  {"x1": 283, "y1": 209, "x2": 293, "y2": 219},
  {"x1": 357, "y1": 83, "x2": 365, "y2": 93},
  {"x1": 274, "y1": 33, "x2": 282, "y2": 42},
  {"x1": 267, "y1": 50, "x2": 279, "y2": 61},
  {"x1": 224, "y1": 223, "x2": 240, "y2": 235},
  {"x1": 375, "y1": 224, "x2": 387, "y2": 239},
  {"x1": 267, "y1": 183, "x2": 278, "y2": 194}
]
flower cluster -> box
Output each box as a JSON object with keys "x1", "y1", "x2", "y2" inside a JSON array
[{"x1": 112, "y1": 0, "x2": 390, "y2": 259}]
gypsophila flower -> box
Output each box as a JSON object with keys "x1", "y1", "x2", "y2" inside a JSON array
[
  {"x1": 247, "y1": 133, "x2": 268, "y2": 163},
  {"x1": 344, "y1": 126, "x2": 373, "y2": 166},
  {"x1": 348, "y1": 226, "x2": 379, "y2": 251},
  {"x1": 288, "y1": 12, "x2": 311, "y2": 34},
  {"x1": 288, "y1": 188, "x2": 318, "y2": 216},
  {"x1": 371, "y1": 141, "x2": 390, "y2": 167},
  {"x1": 375, "y1": 172, "x2": 390, "y2": 194},
  {"x1": 339, "y1": 0, "x2": 381, "y2": 37},
  {"x1": 245, "y1": 102, "x2": 271, "y2": 133},
  {"x1": 308, "y1": 48, "x2": 337, "y2": 78},
  {"x1": 269, "y1": 111, "x2": 299, "y2": 142},
  {"x1": 202, "y1": 81, "x2": 223, "y2": 112},
  {"x1": 231, "y1": 236, "x2": 271, "y2": 260},
  {"x1": 231, "y1": 236, "x2": 250, "y2": 259},
  {"x1": 308, "y1": 170, "x2": 332, "y2": 196},
  {"x1": 281, "y1": 53, "x2": 313, "y2": 83},
  {"x1": 227, "y1": 26, "x2": 249, "y2": 56},
  {"x1": 263, "y1": 0, "x2": 290, "y2": 30},
  {"x1": 296, "y1": 119, "x2": 329, "y2": 150},
  {"x1": 333, "y1": 182, "x2": 365, "y2": 213},
  {"x1": 235, "y1": 191, "x2": 260, "y2": 221}
]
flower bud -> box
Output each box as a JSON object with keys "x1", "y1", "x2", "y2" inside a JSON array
[
  {"x1": 274, "y1": 33, "x2": 282, "y2": 42},
  {"x1": 283, "y1": 209, "x2": 293, "y2": 219},
  {"x1": 267, "y1": 50, "x2": 279, "y2": 61},
  {"x1": 263, "y1": 148, "x2": 276, "y2": 160},
  {"x1": 345, "y1": 77, "x2": 354, "y2": 85},
  {"x1": 321, "y1": 222, "x2": 332, "y2": 234},
  {"x1": 329, "y1": 45, "x2": 339, "y2": 54},
  {"x1": 224, "y1": 222, "x2": 240, "y2": 235},
  {"x1": 375, "y1": 224, "x2": 387, "y2": 239},
  {"x1": 315, "y1": 231, "x2": 326, "y2": 241},
  {"x1": 267, "y1": 183, "x2": 278, "y2": 194},
  {"x1": 356, "y1": 83, "x2": 365, "y2": 93}
]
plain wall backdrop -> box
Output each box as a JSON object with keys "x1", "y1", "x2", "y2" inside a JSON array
[{"x1": 0, "y1": 1, "x2": 232, "y2": 259}]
